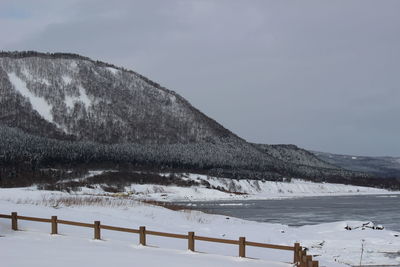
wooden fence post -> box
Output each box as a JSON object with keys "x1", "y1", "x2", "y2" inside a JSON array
[
  {"x1": 11, "y1": 212, "x2": 17, "y2": 231},
  {"x1": 297, "y1": 246, "x2": 303, "y2": 267},
  {"x1": 139, "y1": 226, "x2": 146, "y2": 246},
  {"x1": 188, "y1": 232, "x2": 195, "y2": 251},
  {"x1": 301, "y1": 250, "x2": 307, "y2": 267},
  {"x1": 312, "y1": 261, "x2": 319, "y2": 267},
  {"x1": 294, "y1": 243, "x2": 300, "y2": 264},
  {"x1": 51, "y1": 216, "x2": 58, "y2": 235},
  {"x1": 239, "y1": 237, "x2": 246, "y2": 257},
  {"x1": 306, "y1": 255, "x2": 312, "y2": 267},
  {"x1": 94, "y1": 221, "x2": 101, "y2": 240}
]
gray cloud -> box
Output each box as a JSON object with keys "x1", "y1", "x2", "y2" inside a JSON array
[{"x1": 2, "y1": 0, "x2": 400, "y2": 156}]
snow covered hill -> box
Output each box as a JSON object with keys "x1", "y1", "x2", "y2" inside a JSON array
[
  {"x1": 253, "y1": 144, "x2": 338, "y2": 170},
  {"x1": 1, "y1": 188, "x2": 399, "y2": 266},
  {"x1": 1, "y1": 51, "x2": 380, "y2": 192},
  {"x1": 0, "y1": 51, "x2": 235, "y2": 144}
]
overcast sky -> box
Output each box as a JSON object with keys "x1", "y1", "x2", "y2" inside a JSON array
[{"x1": 1, "y1": 0, "x2": 399, "y2": 156}]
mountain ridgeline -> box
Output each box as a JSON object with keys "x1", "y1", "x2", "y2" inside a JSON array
[
  {"x1": 0, "y1": 51, "x2": 234, "y2": 144},
  {"x1": 1, "y1": 51, "x2": 397, "y2": 189},
  {"x1": 312, "y1": 151, "x2": 400, "y2": 179}
]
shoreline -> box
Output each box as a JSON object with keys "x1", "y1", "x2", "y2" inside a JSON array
[
  {"x1": 133, "y1": 189, "x2": 400, "y2": 203},
  {"x1": 115, "y1": 174, "x2": 400, "y2": 203}
]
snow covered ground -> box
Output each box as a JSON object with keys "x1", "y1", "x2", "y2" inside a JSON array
[
  {"x1": 1, "y1": 188, "x2": 399, "y2": 267},
  {"x1": 73, "y1": 172, "x2": 396, "y2": 202}
]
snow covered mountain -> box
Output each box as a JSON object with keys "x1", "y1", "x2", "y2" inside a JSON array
[
  {"x1": 0, "y1": 51, "x2": 375, "y2": 187},
  {"x1": 0, "y1": 51, "x2": 236, "y2": 144}
]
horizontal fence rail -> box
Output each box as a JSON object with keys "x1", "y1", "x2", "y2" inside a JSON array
[
  {"x1": 101, "y1": 224, "x2": 140, "y2": 234},
  {"x1": 0, "y1": 212, "x2": 318, "y2": 267},
  {"x1": 58, "y1": 219, "x2": 94, "y2": 228}
]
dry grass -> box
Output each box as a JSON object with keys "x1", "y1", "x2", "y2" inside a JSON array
[
  {"x1": 11, "y1": 194, "x2": 191, "y2": 211},
  {"x1": 14, "y1": 195, "x2": 142, "y2": 208}
]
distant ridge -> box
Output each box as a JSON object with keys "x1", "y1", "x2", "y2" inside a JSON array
[{"x1": 312, "y1": 150, "x2": 400, "y2": 178}]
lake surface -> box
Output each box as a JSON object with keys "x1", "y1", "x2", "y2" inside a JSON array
[{"x1": 175, "y1": 194, "x2": 400, "y2": 232}]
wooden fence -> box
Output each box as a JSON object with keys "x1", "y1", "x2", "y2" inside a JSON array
[{"x1": 0, "y1": 212, "x2": 318, "y2": 267}]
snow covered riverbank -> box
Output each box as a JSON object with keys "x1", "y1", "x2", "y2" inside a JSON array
[
  {"x1": 0, "y1": 188, "x2": 399, "y2": 266},
  {"x1": 74, "y1": 172, "x2": 396, "y2": 202}
]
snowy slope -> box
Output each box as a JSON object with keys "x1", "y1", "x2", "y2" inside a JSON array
[
  {"x1": 0, "y1": 52, "x2": 236, "y2": 144},
  {"x1": 68, "y1": 172, "x2": 393, "y2": 202},
  {"x1": 1, "y1": 189, "x2": 399, "y2": 266},
  {"x1": 7, "y1": 72, "x2": 54, "y2": 122}
]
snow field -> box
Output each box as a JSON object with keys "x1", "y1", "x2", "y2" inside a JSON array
[
  {"x1": 2, "y1": 188, "x2": 399, "y2": 266},
  {"x1": 2, "y1": 229, "x2": 291, "y2": 267},
  {"x1": 0, "y1": 197, "x2": 295, "y2": 267}
]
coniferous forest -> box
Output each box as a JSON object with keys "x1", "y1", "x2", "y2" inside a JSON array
[{"x1": 1, "y1": 52, "x2": 399, "y2": 190}]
